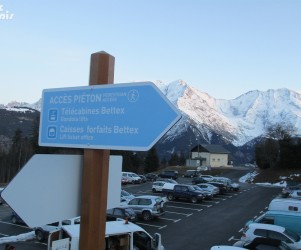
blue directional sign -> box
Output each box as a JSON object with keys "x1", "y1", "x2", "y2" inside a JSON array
[{"x1": 39, "y1": 82, "x2": 181, "y2": 151}]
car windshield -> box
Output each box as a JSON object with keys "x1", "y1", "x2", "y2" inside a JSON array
[
  {"x1": 121, "y1": 190, "x2": 131, "y2": 196},
  {"x1": 155, "y1": 197, "x2": 163, "y2": 204},
  {"x1": 284, "y1": 229, "x2": 300, "y2": 242},
  {"x1": 187, "y1": 186, "x2": 195, "y2": 191},
  {"x1": 124, "y1": 208, "x2": 135, "y2": 216}
]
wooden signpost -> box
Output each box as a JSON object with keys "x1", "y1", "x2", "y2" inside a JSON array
[
  {"x1": 37, "y1": 51, "x2": 181, "y2": 250},
  {"x1": 79, "y1": 51, "x2": 115, "y2": 250}
]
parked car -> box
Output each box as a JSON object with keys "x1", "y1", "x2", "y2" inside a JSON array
[
  {"x1": 234, "y1": 237, "x2": 293, "y2": 249},
  {"x1": 152, "y1": 181, "x2": 167, "y2": 193},
  {"x1": 282, "y1": 185, "x2": 301, "y2": 198},
  {"x1": 207, "y1": 181, "x2": 229, "y2": 194},
  {"x1": 211, "y1": 246, "x2": 245, "y2": 250},
  {"x1": 139, "y1": 175, "x2": 147, "y2": 183},
  {"x1": 122, "y1": 172, "x2": 142, "y2": 184},
  {"x1": 289, "y1": 190, "x2": 301, "y2": 199},
  {"x1": 144, "y1": 173, "x2": 158, "y2": 182},
  {"x1": 106, "y1": 206, "x2": 137, "y2": 222},
  {"x1": 156, "y1": 178, "x2": 178, "y2": 184},
  {"x1": 269, "y1": 198, "x2": 301, "y2": 212},
  {"x1": 11, "y1": 211, "x2": 25, "y2": 224},
  {"x1": 120, "y1": 190, "x2": 135, "y2": 203},
  {"x1": 200, "y1": 175, "x2": 214, "y2": 181},
  {"x1": 213, "y1": 177, "x2": 240, "y2": 191},
  {"x1": 244, "y1": 210, "x2": 301, "y2": 235},
  {"x1": 192, "y1": 185, "x2": 213, "y2": 199},
  {"x1": 162, "y1": 183, "x2": 205, "y2": 203},
  {"x1": 125, "y1": 195, "x2": 165, "y2": 221},
  {"x1": 182, "y1": 170, "x2": 199, "y2": 178},
  {"x1": 196, "y1": 183, "x2": 220, "y2": 196},
  {"x1": 35, "y1": 222, "x2": 61, "y2": 242},
  {"x1": 158, "y1": 170, "x2": 179, "y2": 180},
  {"x1": 197, "y1": 165, "x2": 211, "y2": 171},
  {"x1": 191, "y1": 176, "x2": 207, "y2": 185},
  {"x1": 35, "y1": 216, "x2": 80, "y2": 242},
  {"x1": 121, "y1": 177, "x2": 128, "y2": 185},
  {"x1": 241, "y1": 223, "x2": 301, "y2": 250},
  {"x1": 229, "y1": 182, "x2": 240, "y2": 191}
]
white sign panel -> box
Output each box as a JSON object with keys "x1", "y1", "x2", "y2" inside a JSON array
[
  {"x1": 1, "y1": 154, "x2": 122, "y2": 228},
  {"x1": 52, "y1": 238, "x2": 70, "y2": 250}
]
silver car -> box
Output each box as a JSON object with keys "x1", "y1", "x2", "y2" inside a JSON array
[
  {"x1": 196, "y1": 183, "x2": 220, "y2": 196},
  {"x1": 152, "y1": 181, "x2": 167, "y2": 193},
  {"x1": 126, "y1": 195, "x2": 165, "y2": 221},
  {"x1": 120, "y1": 190, "x2": 135, "y2": 203}
]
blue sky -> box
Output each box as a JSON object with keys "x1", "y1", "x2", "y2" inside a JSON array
[{"x1": 1, "y1": 0, "x2": 301, "y2": 104}]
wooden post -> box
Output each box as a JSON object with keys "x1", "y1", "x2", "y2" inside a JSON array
[{"x1": 79, "y1": 51, "x2": 115, "y2": 250}]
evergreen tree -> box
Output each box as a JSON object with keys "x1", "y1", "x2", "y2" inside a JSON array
[
  {"x1": 278, "y1": 139, "x2": 301, "y2": 169},
  {"x1": 178, "y1": 152, "x2": 186, "y2": 166},
  {"x1": 30, "y1": 115, "x2": 40, "y2": 153},
  {"x1": 144, "y1": 147, "x2": 159, "y2": 173},
  {"x1": 168, "y1": 153, "x2": 179, "y2": 166},
  {"x1": 255, "y1": 123, "x2": 297, "y2": 169},
  {"x1": 5, "y1": 129, "x2": 33, "y2": 181},
  {"x1": 161, "y1": 157, "x2": 167, "y2": 168}
]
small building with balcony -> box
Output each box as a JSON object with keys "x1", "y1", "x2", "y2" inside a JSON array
[{"x1": 186, "y1": 144, "x2": 231, "y2": 168}]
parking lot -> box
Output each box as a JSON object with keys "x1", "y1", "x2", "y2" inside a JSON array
[
  {"x1": 120, "y1": 171, "x2": 282, "y2": 249},
  {"x1": 130, "y1": 187, "x2": 242, "y2": 230},
  {"x1": 0, "y1": 169, "x2": 282, "y2": 249}
]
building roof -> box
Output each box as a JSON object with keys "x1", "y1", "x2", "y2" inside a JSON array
[{"x1": 191, "y1": 144, "x2": 230, "y2": 154}]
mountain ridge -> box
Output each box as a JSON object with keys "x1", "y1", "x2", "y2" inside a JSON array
[
  {"x1": 1, "y1": 80, "x2": 300, "y2": 149},
  {"x1": 156, "y1": 80, "x2": 301, "y2": 147}
]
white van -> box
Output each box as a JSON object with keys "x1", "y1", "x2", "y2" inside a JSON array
[
  {"x1": 47, "y1": 220, "x2": 164, "y2": 250},
  {"x1": 245, "y1": 210, "x2": 301, "y2": 235},
  {"x1": 268, "y1": 198, "x2": 301, "y2": 212},
  {"x1": 122, "y1": 172, "x2": 142, "y2": 184}
]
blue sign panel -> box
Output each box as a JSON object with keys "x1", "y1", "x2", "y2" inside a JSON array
[{"x1": 39, "y1": 82, "x2": 181, "y2": 151}]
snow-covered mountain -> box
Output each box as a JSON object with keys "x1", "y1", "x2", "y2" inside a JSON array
[
  {"x1": 1, "y1": 80, "x2": 300, "y2": 149},
  {"x1": 0, "y1": 99, "x2": 42, "y2": 111},
  {"x1": 154, "y1": 80, "x2": 301, "y2": 147}
]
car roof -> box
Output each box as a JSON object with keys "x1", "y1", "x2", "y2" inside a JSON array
[
  {"x1": 271, "y1": 198, "x2": 301, "y2": 204},
  {"x1": 265, "y1": 210, "x2": 301, "y2": 216},
  {"x1": 109, "y1": 206, "x2": 132, "y2": 209},
  {"x1": 62, "y1": 221, "x2": 145, "y2": 238},
  {"x1": 211, "y1": 246, "x2": 245, "y2": 250},
  {"x1": 134, "y1": 195, "x2": 162, "y2": 199},
  {"x1": 248, "y1": 223, "x2": 285, "y2": 232}
]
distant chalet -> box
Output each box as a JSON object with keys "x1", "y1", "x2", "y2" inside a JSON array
[{"x1": 187, "y1": 144, "x2": 231, "y2": 168}]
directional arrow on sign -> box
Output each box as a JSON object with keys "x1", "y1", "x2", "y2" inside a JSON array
[
  {"x1": 0, "y1": 154, "x2": 122, "y2": 228},
  {"x1": 39, "y1": 82, "x2": 181, "y2": 151}
]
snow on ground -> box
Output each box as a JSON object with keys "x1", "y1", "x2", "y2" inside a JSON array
[
  {"x1": 0, "y1": 231, "x2": 35, "y2": 244},
  {"x1": 239, "y1": 171, "x2": 287, "y2": 187}
]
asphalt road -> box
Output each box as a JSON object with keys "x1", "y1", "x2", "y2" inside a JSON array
[
  {"x1": 124, "y1": 169, "x2": 282, "y2": 249},
  {"x1": 0, "y1": 168, "x2": 283, "y2": 250}
]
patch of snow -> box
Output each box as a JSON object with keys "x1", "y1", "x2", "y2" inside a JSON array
[{"x1": 0, "y1": 231, "x2": 35, "y2": 244}]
